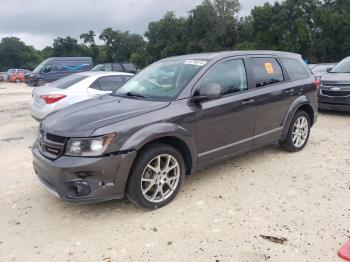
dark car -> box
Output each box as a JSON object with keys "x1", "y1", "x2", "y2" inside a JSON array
[
  {"x1": 91, "y1": 63, "x2": 137, "y2": 74},
  {"x1": 25, "y1": 57, "x2": 93, "y2": 86},
  {"x1": 32, "y1": 51, "x2": 318, "y2": 209},
  {"x1": 318, "y1": 57, "x2": 350, "y2": 112}
]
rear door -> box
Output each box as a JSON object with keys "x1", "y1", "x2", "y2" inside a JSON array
[{"x1": 247, "y1": 56, "x2": 306, "y2": 145}]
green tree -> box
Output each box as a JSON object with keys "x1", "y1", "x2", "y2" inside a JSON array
[
  {"x1": 80, "y1": 30, "x2": 99, "y2": 62},
  {"x1": 52, "y1": 36, "x2": 86, "y2": 57},
  {"x1": 0, "y1": 37, "x2": 41, "y2": 70}
]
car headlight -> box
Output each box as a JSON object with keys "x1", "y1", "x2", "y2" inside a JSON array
[{"x1": 65, "y1": 133, "x2": 116, "y2": 157}]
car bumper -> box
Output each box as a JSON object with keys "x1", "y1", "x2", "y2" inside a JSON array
[
  {"x1": 31, "y1": 103, "x2": 47, "y2": 121},
  {"x1": 318, "y1": 102, "x2": 350, "y2": 112},
  {"x1": 25, "y1": 76, "x2": 38, "y2": 86},
  {"x1": 32, "y1": 142, "x2": 137, "y2": 203},
  {"x1": 318, "y1": 95, "x2": 350, "y2": 112}
]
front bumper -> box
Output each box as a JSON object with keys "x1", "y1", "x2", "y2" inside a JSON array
[
  {"x1": 25, "y1": 76, "x2": 38, "y2": 86},
  {"x1": 318, "y1": 102, "x2": 350, "y2": 112},
  {"x1": 318, "y1": 95, "x2": 350, "y2": 112},
  {"x1": 32, "y1": 142, "x2": 137, "y2": 203}
]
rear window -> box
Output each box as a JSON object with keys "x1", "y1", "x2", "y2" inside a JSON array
[
  {"x1": 281, "y1": 58, "x2": 310, "y2": 80},
  {"x1": 49, "y1": 74, "x2": 88, "y2": 89},
  {"x1": 251, "y1": 58, "x2": 284, "y2": 87},
  {"x1": 122, "y1": 63, "x2": 136, "y2": 73}
]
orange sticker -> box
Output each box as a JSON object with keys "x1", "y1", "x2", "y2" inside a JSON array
[{"x1": 264, "y1": 63, "x2": 274, "y2": 74}]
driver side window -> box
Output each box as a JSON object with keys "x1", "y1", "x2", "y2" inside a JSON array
[
  {"x1": 42, "y1": 64, "x2": 52, "y2": 73},
  {"x1": 200, "y1": 59, "x2": 247, "y2": 96}
]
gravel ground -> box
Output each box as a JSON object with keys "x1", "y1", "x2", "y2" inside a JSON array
[{"x1": 0, "y1": 82, "x2": 349, "y2": 262}]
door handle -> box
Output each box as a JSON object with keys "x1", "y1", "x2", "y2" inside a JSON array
[{"x1": 242, "y1": 99, "x2": 255, "y2": 105}]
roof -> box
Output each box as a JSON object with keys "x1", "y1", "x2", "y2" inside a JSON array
[
  {"x1": 77, "y1": 71, "x2": 134, "y2": 77},
  {"x1": 162, "y1": 50, "x2": 301, "y2": 61},
  {"x1": 45, "y1": 57, "x2": 92, "y2": 61}
]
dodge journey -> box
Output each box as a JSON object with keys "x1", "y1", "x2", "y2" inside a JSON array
[{"x1": 32, "y1": 51, "x2": 318, "y2": 209}]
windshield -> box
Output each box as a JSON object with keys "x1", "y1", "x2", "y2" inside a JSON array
[
  {"x1": 33, "y1": 61, "x2": 47, "y2": 73},
  {"x1": 91, "y1": 64, "x2": 107, "y2": 71},
  {"x1": 114, "y1": 59, "x2": 207, "y2": 100},
  {"x1": 331, "y1": 60, "x2": 350, "y2": 73},
  {"x1": 49, "y1": 74, "x2": 88, "y2": 89}
]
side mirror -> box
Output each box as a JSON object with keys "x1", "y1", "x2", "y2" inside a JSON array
[
  {"x1": 326, "y1": 67, "x2": 332, "y2": 73},
  {"x1": 191, "y1": 84, "x2": 222, "y2": 103}
]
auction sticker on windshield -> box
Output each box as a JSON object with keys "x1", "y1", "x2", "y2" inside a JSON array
[
  {"x1": 184, "y1": 60, "x2": 207, "y2": 66},
  {"x1": 265, "y1": 62, "x2": 274, "y2": 74}
]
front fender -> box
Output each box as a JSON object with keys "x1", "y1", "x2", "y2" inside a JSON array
[
  {"x1": 281, "y1": 95, "x2": 313, "y2": 139},
  {"x1": 120, "y1": 123, "x2": 197, "y2": 171}
]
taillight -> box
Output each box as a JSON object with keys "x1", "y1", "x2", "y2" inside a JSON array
[
  {"x1": 41, "y1": 94, "x2": 66, "y2": 104},
  {"x1": 315, "y1": 79, "x2": 321, "y2": 89}
]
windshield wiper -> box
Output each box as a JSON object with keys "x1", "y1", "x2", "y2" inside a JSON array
[
  {"x1": 113, "y1": 91, "x2": 150, "y2": 99},
  {"x1": 125, "y1": 91, "x2": 149, "y2": 99}
]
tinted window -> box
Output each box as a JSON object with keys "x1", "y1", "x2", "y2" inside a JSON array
[
  {"x1": 281, "y1": 58, "x2": 309, "y2": 80},
  {"x1": 200, "y1": 59, "x2": 247, "y2": 96},
  {"x1": 90, "y1": 79, "x2": 101, "y2": 90},
  {"x1": 98, "y1": 76, "x2": 125, "y2": 91},
  {"x1": 251, "y1": 58, "x2": 284, "y2": 87},
  {"x1": 113, "y1": 64, "x2": 123, "y2": 71},
  {"x1": 122, "y1": 63, "x2": 136, "y2": 73},
  {"x1": 50, "y1": 74, "x2": 88, "y2": 89}
]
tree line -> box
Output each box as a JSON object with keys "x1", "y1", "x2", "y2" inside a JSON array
[{"x1": 0, "y1": 0, "x2": 349, "y2": 71}]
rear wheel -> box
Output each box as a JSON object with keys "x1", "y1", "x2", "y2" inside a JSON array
[
  {"x1": 280, "y1": 110, "x2": 311, "y2": 152},
  {"x1": 127, "y1": 143, "x2": 185, "y2": 209},
  {"x1": 37, "y1": 79, "x2": 45, "y2": 86},
  {"x1": 15, "y1": 78, "x2": 21, "y2": 83}
]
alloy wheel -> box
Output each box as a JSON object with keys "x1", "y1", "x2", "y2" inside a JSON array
[
  {"x1": 141, "y1": 154, "x2": 180, "y2": 203},
  {"x1": 292, "y1": 116, "x2": 309, "y2": 148}
]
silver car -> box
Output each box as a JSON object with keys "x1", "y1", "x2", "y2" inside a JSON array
[{"x1": 31, "y1": 71, "x2": 133, "y2": 121}]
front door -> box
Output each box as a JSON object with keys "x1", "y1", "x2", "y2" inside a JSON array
[{"x1": 194, "y1": 58, "x2": 256, "y2": 166}]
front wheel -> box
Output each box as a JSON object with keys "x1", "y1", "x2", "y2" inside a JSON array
[
  {"x1": 37, "y1": 79, "x2": 45, "y2": 86},
  {"x1": 126, "y1": 143, "x2": 185, "y2": 209},
  {"x1": 280, "y1": 110, "x2": 311, "y2": 152}
]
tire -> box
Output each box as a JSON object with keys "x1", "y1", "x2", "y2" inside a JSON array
[
  {"x1": 280, "y1": 110, "x2": 311, "y2": 152},
  {"x1": 15, "y1": 78, "x2": 21, "y2": 83},
  {"x1": 37, "y1": 79, "x2": 45, "y2": 86},
  {"x1": 126, "y1": 143, "x2": 185, "y2": 210}
]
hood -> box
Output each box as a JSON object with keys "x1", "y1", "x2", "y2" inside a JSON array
[
  {"x1": 321, "y1": 73, "x2": 350, "y2": 85},
  {"x1": 41, "y1": 95, "x2": 170, "y2": 137}
]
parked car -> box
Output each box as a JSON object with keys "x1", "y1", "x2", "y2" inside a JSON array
[
  {"x1": 0, "y1": 72, "x2": 6, "y2": 81},
  {"x1": 25, "y1": 57, "x2": 93, "y2": 86},
  {"x1": 318, "y1": 57, "x2": 350, "y2": 112},
  {"x1": 311, "y1": 63, "x2": 337, "y2": 79},
  {"x1": 91, "y1": 63, "x2": 137, "y2": 74},
  {"x1": 32, "y1": 51, "x2": 318, "y2": 209},
  {"x1": 7, "y1": 69, "x2": 31, "y2": 83},
  {"x1": 31, "y1": 71, "x2": 133, "y2": 121}
]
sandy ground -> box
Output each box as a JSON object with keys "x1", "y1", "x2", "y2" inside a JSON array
[{"x1": 0, "y1": 82, "x2": 349, "y2": 262}]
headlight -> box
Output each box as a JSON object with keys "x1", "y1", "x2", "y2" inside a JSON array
[{"x1": 65, "y1": 133, "x2": 116, "y2": 157}]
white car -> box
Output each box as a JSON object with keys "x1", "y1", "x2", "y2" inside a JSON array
[{"x1": 31, "y1": 71, "x2": 133, "y2": 121}]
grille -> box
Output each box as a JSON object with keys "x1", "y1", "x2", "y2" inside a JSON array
[
  {"x1": 321, "y1": 90, "x2": 350, "y2": 97},
  {"x1": 38, "y1": 129, "x2": 66, "y2": 159}
]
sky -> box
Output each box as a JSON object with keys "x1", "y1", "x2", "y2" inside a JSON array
[{"x1": 0, "y1": 0, "x2": 277, "y2": 49}]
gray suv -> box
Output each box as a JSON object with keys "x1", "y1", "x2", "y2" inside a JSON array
[{"x1": 32, "y1": 51, "x2": 318, "y2": 209}]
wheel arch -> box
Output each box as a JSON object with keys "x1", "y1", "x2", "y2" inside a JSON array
[
  {"x1": 281, "y1": 97, "x2": 315, "y2": 139},
  {"x1": 120, "y1": 123, "x2": 197, "y2": 176}
]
